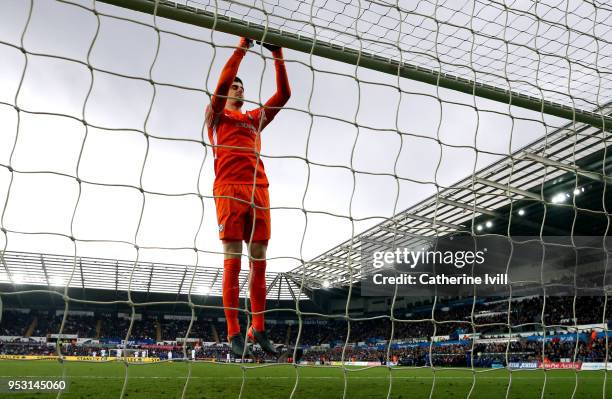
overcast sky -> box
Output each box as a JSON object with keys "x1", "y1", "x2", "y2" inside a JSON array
[{"x1": 2, "y1": 0, "x2": 604, "y2": 281}]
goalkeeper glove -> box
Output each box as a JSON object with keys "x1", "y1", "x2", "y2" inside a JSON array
[{"x1": 239, "y1": 37, "x2": 253, "y2": 50}]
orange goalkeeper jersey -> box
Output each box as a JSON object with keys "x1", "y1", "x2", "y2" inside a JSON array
[
  {"x1": 206, "y1": 46, "x2": 290, "y2": 189},
  {"x1": 206, "y1": 105, "x2": 270, "y2": 188}
]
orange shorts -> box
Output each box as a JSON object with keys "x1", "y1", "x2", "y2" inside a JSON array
[{"x1": 213, "y1": 184, "x2": 271, "y2": 242}]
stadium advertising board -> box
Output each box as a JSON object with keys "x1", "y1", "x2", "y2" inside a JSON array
[
  {"x1": 526, "y1": 333, "x2": 589, "y2": 342},
  {"x1": 0, "y1": 336, "x2": 46, "y2": 343},
  {"x1": 0, "y1": 355, "x2": 57, "y2": 360},
  {"x1": 541, "y1": 362, "x2": 582, "y2": 369},
  {"x1": 581, "y1": 363, "x2": 612, "y2": 371},
  {"x1": 508, "y1": 361, "x2": 582, "y2": 370},
  {"x1": 0, "y1": 355, "x2": 160, "y2": 362},
  {"x1": 47, "y1": 334, "x2": 77, "y2": 339},
  {"x1": 329, "y1": 361, "x2": 397, "y2": 367},
  {"x1": 99, "y1": 338, "x2": 156, "y2": 345},
  {"x1": 508, "y1": 362, "x2": 539, "y2": 369}
]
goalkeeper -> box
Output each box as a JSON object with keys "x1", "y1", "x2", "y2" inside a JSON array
[{"x1": 205, "y1": 37, "x2": 291, "y2": 356}]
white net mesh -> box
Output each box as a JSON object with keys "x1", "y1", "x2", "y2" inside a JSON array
[
  {"x1": 0, "y1": 0, "x2": 611, "y2": 398},
  {"x1": 181, "y1": 0, "x2": 612, "y2": 111}
]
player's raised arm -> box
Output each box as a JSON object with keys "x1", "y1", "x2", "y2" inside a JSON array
[
  {"x1": 259, "y1": 43, "x2": 291, "y2": 125},
  {"x1": 206, "y1": 37, "x2": 252, "y2": 118}
]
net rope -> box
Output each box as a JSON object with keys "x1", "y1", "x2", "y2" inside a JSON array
[{"x1": 0, "y1": 1, "x2": 610, "y2": 399}]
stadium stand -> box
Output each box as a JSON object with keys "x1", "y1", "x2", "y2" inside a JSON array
[{"x1": 2, "y1": 295, "x2": 610, "y2": 366}]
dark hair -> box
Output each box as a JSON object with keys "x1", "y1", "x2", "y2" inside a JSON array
[{"x1": 233, "y1": 76, "x2": 243, "y2": 86}]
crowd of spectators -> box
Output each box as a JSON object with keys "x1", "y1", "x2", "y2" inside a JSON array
[
  {"x1": 100, "y1": 317, "x2": 157, "y2": 341},
  {"x1": 32, "y1": 312, "x2": 98, "y2": 338},
  {"x1": 0, "y1": 311, "x2": 221, "y2": 341},
  {"x1": 159, "y1": 319, "x2": 217, "y2": 341},
  {"x1": 0, "y1": 311, "x2": 30, "y2": 336},
  {"x1": 0, "y1": 342, "x2": 55, "y2": 356},
  {"x1": 1, "y1": 296, "x2": 611, "y2": 365},
  {"x1": 3, "y1": 335, "x2": 610, "y2": 366},
  {"x1": 299, "y1": 337, "x2": 612, "y2": 367}
]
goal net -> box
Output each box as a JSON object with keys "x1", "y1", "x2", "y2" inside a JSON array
[{"x1": 0, "y1": 0, "x2": 611, "y2": 398}]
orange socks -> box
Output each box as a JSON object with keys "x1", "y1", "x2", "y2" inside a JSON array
[
  {"x1": 223, "y1": 258, "x2": 267, "y2": 338},
  {"x1": 222, "y1": 258, "x2": 241, "y2": 338},
  {"x1": 250, "y1": 260, "x2": 267, "y2": 332}
]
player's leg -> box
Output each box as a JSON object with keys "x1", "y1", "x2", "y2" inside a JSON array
[
  {"x1": 222, "y1": 240, "x2": 242, "y2": 339},
  {"x1": 222, "y1": 240, "x2": 253, "y2": 357},
  {"x1": 247, "y1": 241, "x2": 276, "y2": 355},
  {"x1": 245, "y1": 186, "x2": 277, "y2": 355},
  {"x1": 248, "y1": 241, "x2": 267, "y2": 333},
  {"x1": 214, "y1": 185, "x2": 253, "y2": 357}
]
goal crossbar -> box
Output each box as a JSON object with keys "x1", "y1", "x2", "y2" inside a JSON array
[{"x1": 96, "y1": 0, "x2": 611, "y2": 132}]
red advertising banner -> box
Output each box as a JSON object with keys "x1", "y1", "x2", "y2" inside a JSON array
[{"x1": 539, "y1": 361, "x2": 582, "y2": 370}]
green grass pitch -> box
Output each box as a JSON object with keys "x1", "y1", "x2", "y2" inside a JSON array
[{"x1": 0, "y1": 360, "x2": 610, "y2": 398}]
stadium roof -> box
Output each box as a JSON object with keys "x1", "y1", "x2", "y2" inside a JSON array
[
  {"x1": 288, "y1": 103, "x2": 612, "y2": 290},
  {"x1": 0, "y1": 250, "x2": 309, "y2": 301}
]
